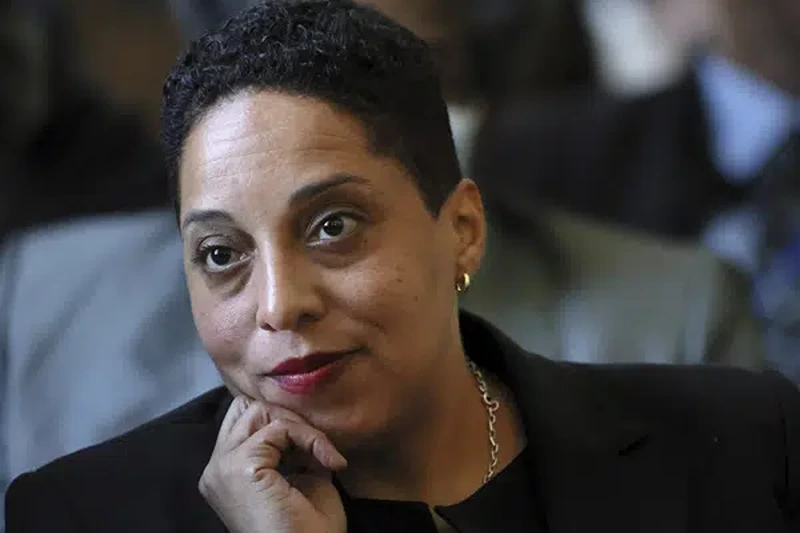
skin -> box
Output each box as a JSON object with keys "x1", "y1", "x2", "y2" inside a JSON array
[{"x1": 179, "y1": 90, "x2": 524, "y2": 526}]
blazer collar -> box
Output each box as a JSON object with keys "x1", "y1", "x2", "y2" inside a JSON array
[{"x1": 460, "y1": 311, "x2": 697, "y2": 533}]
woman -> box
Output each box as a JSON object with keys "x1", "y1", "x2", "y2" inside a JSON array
[{"x1": 6, "y1": 1, "x2": 800, "y2": 532}]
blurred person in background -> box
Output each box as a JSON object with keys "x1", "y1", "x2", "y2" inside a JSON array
[
  {"x1": 448, "y1": 0, "x2": 765, "y2": 368},
  {"x1": 471, "y1": 0, "x2": 800, "y2": 379},
  {"x1": 0, "y1": 0, "x2": 220, "y2": 524},
  {"x1": 460, "y1": 204, "x2": 764, "y2": 366},
  {"x1": 0, "y1": 0, "x2": 169, "y2": 240}
]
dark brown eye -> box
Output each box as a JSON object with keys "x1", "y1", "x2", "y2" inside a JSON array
[
  {"x1": 322, "y1": 217, "x2": 345, "y2": 237},
  {"x1": 201, "y1": 246, "x2": 245, "y2": 272},
  {"x1": 311, "y1": 213, "x2": 358, "y2": 243},
  {"x1": 209, "y1": 247, "x2": 232, "y2": 266}
]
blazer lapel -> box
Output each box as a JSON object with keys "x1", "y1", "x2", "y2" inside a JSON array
[
  {"x1": 514, "y1": 358, "x2": 696, "y2": 533},
  {"x1": 462, "y1": 312, "x2": 699, "y2": 533}
]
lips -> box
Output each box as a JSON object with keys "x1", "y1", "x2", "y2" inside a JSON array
[
  {"x1": 265, "y1": 349, "x2": 358, "y2": 394},
  {"x1": 267, "y1": 350, "x2": 354, "y2": 376}
]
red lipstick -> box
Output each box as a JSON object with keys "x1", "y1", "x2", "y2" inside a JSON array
[{"x1": 266, "y1": 350, "x2": 355, "y2": 394}]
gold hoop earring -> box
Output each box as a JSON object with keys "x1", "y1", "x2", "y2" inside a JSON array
[{"x1": 456, "y1": 272, "x2": 471, "y2": 293}]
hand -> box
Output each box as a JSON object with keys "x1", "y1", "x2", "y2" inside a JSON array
[{"x1": 199, "y1": 396, "x2": 348, "y2": 533}]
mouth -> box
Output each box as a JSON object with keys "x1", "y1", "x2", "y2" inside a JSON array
[{"x1": 265, "y1": 348, "x2": 360, "y2": 395}]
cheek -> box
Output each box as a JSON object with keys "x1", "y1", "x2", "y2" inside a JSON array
[
  {"x1": 190, "y1": 287, "x2": 253, "y2": 369},
  {"x1": 335, "y1": 241, "x2": 454, "y2": 344}
]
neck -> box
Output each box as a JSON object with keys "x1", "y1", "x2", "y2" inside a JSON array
[{"x1": 338, "y1": 356, "x2": 521, "y2": 505}]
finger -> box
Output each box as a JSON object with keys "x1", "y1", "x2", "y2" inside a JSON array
[
  {"x1": 258, "y1": 403, "x2": 307, "y2": 425},
  {"x1": 222, "y1": 400, "x2": 311, "y2": 453},
  {"x1": 245, "y1": 418, "x2": 348, "y2": 471},
  {"x1": 222, "y1": 401, "x2": 270, "y2": 452},
  {"x1": 215, "y1": 396, "x2": 250, "y2": 448}
]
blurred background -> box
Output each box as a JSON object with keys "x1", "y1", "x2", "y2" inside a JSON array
[{"x1": 1, "y1": 0, "x2": 798, "y2": 527}]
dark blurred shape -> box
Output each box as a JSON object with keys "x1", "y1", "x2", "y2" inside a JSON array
[
  {"x1": 363, "y1": 0, "x2": 598, "y2": 104},
  {"x1": 463, "y1": 0, "x2": 597, "y2": 104},
  {"x1": 471, "y1": 77, "x2": 745, "y2": 239},
  {"x1": 472, "y1": 0, "x2": 800, "y2": 242},
  {"x1": 0, "y1": 0, "x2": 170, "y2": 242},
  {"x1": 470, "y1": 0, "x2": 800, "y2": 379},
  {"x1": 751, "y1": 132, "x2": 800, "y2": 378},
  {"x1": 164, "y1": 0, "x2": 597, "y2": 106},
  {"x1": 67, "y1": 0, "x2": 181, "y2": 134},
  {"x1": 0, "y1": 0, "x2": 67, "y2": 156},
  {"x1": 168, "y1": 0, "x2": 260, "y2": 40}
]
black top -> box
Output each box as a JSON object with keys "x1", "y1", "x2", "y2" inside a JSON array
[
  {"x1": 343, "y1": 447, "x2": 544, "y2": 533},
  {"x1": 6, "y1": 312, "x2": 800, "y2": 532}
]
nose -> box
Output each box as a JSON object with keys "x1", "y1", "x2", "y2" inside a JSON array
[{"x1": 253, "y1": 249, "x2": 325, "y2": 332}]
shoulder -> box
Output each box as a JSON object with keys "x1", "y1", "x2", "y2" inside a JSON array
[
  {"x1": 19, "y1": 386, "x2": 228, "y2": 477},
  {"x1": 575, "y1": 362, "x2": 797, "y2": 437},
  {"x1": 579, "y1": 363, "x2": 799, "y2": 514},
  {"x1": 5, "y1": 387, "x2": 230, "y2": 529},
  {"x1": 538, "y1": 359, "x2": 800, "y2": 522}
]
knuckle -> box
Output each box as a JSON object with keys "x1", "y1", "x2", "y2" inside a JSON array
[
  {"x1": 269, "y1": 417, "x2": 290, "y2": 431},
  {"x1": 249, "y1": 438, "x2": 282, "y2": 464},
  {"x1": 198, "y1": 465, "x2": 220, "y2": 495},
  {"x1": 254, "y1": 467, "x2": 284, "y2": 488}
]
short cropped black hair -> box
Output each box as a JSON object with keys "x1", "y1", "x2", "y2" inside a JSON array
[{"x1": 162, "y1": 0, "x2": 462, "y2": 215}]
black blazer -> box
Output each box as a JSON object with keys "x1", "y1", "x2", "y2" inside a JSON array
[
  {"x1": 472, "y1": 74, "x2": 752, "y2": 240},
  {"x1": 6, "y1": 313, "x2": 800, "y2": 532}
]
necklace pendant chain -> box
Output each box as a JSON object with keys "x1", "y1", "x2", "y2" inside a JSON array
[{"x1": 467, "y1": 360, "x2": 501, "y2": 484}]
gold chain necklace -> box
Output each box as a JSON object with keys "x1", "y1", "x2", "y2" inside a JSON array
[{"x1": 467, "y1": 359, "x2": 500, "y2": 484}]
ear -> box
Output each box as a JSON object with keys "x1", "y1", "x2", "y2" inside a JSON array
[{"x1": 443, "y1": 178, "x2": 486, "y2": 281}]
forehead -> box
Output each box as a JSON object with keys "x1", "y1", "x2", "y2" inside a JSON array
[
  {"x1": 182, "y1": 92, "x2": 368, "y2": 191},
  {"x1": 178, "y1": 90, "x2": 413, "y2": 220},
  {"x1": 183, "y1": 90, "x2": 371, "y2": 168}
]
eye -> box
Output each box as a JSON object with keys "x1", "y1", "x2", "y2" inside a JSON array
[
  {"x1": 199, "y1": 245, "x2": 246, "y2": 273},
  {"x1": 309, "y1": 213, "x2": 359, "y2": 243}
]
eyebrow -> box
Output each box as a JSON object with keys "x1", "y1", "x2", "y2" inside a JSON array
[
  {"x1": 288, "y1": 173, "x2": 369, "y2": 206},
  {"x1": 181, "y1": 209, "x2": 236, "y2": 232},
  {"x1": 181, "y1": 173, "x2": 368, "y2": 232}
]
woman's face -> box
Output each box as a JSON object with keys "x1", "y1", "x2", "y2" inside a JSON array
[{"x1": 179, "y1": 90, "x2": 485, "y2": 448}]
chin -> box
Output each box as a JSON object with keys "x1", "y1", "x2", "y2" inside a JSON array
[{"x1": 304, "y1": 403, "x2": 396, "y2": 453}]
